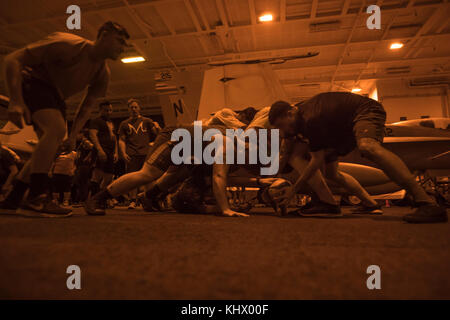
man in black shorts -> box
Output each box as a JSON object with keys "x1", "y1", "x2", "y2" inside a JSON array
[
  {"x1": 0, "y1": 21, "x2": 129, "y2": 217},
  {"x1": 118, "y1": 98, "x2": 159, "y2": 209},
  {"x1": 268, "y1": 92, "x2": 447, "y2": 223},
  {"x1": 89, "y1": 101, "x2": 118, "y2": 198}
]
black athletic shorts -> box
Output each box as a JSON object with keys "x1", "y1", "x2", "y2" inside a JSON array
[
  {"x1": 93, "y1": 149, "x2": 115, "y2": 174},
  {"x1": 353, "y1": 103, "x2": 386, "y2": 142},
  {"x1": 324, "y1": 103, "x2": 387, "y2": 163},
  {"x1": 22, "y1": 76, "x2": 66, "y2": 119},
  {"x1": 126, "y1": 155, "x2": 146, "y2": 173},
  {"x1": 144, "y1": 127, "x2": 175, "y2": 171}
]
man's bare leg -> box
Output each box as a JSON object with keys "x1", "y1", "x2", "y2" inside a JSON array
[
  {"x1": 325, "y1": 161, "x2": 378, "y2": 207},
  {"x1": 15, "y1": 109, "x2": 72, "y2": 216},
  {"x1": 84, "y1": 163, "x2": 164, "y2": 215},
  {"x1": 29, "y1": 109, "x2": 66, "y2": 175},
  {"x1": 357, "y1": 138, "x2": 434, "y2": 204}
]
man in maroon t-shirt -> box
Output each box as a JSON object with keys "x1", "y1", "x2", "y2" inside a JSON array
[{"x1": 118, "y1": 99, "x2": 159, "y2": 209}]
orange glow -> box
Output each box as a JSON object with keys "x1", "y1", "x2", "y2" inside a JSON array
[
  {"x1": 390, "y1": 42, "x2": 404, "y2": 50},
  {"x1": 259, "y1": 14, "x2": 273, "y2": 22}
]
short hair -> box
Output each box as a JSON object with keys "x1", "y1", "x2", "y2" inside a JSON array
[
  {"x1": 97, "y1": 21, "x2": 130, "y2": 40},
  {"x1": 268, "y1": 101, "x2": 292, "y2": 125},
  {"x1": 127, "y1": 98, "x2": 140, "y2": 107},
  {"x1": 237, "y1": 107, "x2": 257, "y2": 123},
  {"x1": 99, "y1": 101, "x2": 112, "y2": 109}
]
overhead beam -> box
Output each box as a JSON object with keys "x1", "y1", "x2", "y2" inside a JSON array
[
  {"x1": 216, "y1": 0, "x2": 229, "y2": 28},
  {"x1": 184, "y1": 0, "x2": 202, "y2": 32},
  {"x1": 403, "y1": 5, "x2": 449, "y2": 58},
  {"x1": 194, "y1": 0, "x2": 210, "y2": 31},
  {"x1": 121, "y1": 0, "x2": 178, "y2": 71},
  {"x1": 184, "y1": 0, "x2": 210, "y2": 55},
  {"x1": 280, "y1": 0, "x2": 286, "y2": 23},
  {"x1": 310, "y1": 0, "x2": 318, "y2": 19},
  {"x1": 280, "y1": 71, "x2": 450, "y2": 86},
  {"x1": 354, "y1": 12, "x2": 398, "y2": 84},
  {"x1": 341, "y1": 0, "x2": 351, "y2": 15},
  {"x1": 248, "y1": 0, "x2": 257, "y2": 25},
  {"x1": 154, "y1": 4, "x2": 176, "y2": 35},
  {"x1": 330, "y1": 1, "x2": 366, "y2": 90},
  {"x1": 0, "y1": 1, "x2": 444, "y2": 42},
  {"x1": 248, "y1": 0, "x2": 257, "y2": 50}
]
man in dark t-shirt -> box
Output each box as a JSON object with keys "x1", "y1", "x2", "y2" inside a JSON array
[
  {"x1": 268, "y1": 92, "x2": 447, "y2": 223},
  {"x1": 118, "y1": 99, "x2": 159, "y2": 209},
  {"x1": 89, "y1": 101, "x2": 118, "y2": 197}
]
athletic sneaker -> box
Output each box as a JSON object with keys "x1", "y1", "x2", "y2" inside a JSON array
[
  {"x1": 141, "y1": 197, "x2": 154, "y2": 212},
  {"x1": 17, "y1": 195, "x2": 72, "y2": 218},
  {"x1": 128, "y1": 201, "x2": 137, "y2": 210},
  {"x1": 298, "y1": 200, "x2": 342, "y2": 216},
  {"x1": 0, "y1": 200, "x2": 18, "y2": 215},
  {"x1": 351, "y1": 203, "x2": 383, "y2": 215},
  {"x1": 84, "y1": 197, "x2": 106, "y2": 216},
  {"x1": 403, "y1": 205, "x2": 448, "y2": 223}
]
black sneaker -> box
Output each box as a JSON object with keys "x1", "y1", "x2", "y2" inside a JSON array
[
  {"x1": 84, "y1": 197, "x2": 106, "y2": 216},
  {"x1": 17, "y1": 195, "x2": 72, "y2": 218},
  {"x1": 142, "y1": 199, "x2": 153, "y2": 212},
  {"x1": 403, "y1": 205, "x2": 448, "y2": 223},
  {"x1": 297, "y1": 200, "x2": 342, "y2": 217},
  {"x1": 351, "y1": 203, "x2": 383, "y2": 215},
  {"x1": 0, "y1": 200, "x2": 18, "y2": 215}
]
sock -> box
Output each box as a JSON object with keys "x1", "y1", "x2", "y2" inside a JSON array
[
  {"x1": 29, "y1": 173, "x2": 50, "y2": 199},
  {"x1": 5, "y1": 180, "x2": 29, "y2": 206},
  {"x1": 89, "y1": 181, "x2": 100, "y2": 197}
]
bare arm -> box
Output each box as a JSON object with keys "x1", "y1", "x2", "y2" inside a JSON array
[
  {"x1": 89, "y1": 129, "x2": 104, "y2": 155},
  {"x1": 118, "y1": 135, "x2": 129, "y2": 162},
  {"x1": 212, "y1": 163, "x2": 249, "y2": 217},
  {"x1": 292, "y1": 150, "x2": 325, "y2": 194}
]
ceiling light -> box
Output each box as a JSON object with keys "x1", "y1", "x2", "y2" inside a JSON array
[
  {"x1": 121, "y1": 56, "x2": 145, "y2": 63},
  {"x1": 390, "y1": 42, "x2": 404, "y2": 50},
  {"x1": 259, "y1": 14, "x2": 273, "y2": 22},
  {"x1": 352, "y1": 88, "x2": 362, "y2": 93}
]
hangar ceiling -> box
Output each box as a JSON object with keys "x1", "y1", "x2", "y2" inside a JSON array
[{"x1": 0, "y1": 0, "x2": 449, "y2": 118}]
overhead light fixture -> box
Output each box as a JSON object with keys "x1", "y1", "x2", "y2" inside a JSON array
[
  {"x1": 259, "y1": 14, "x2": 273, "y2": 22},
  {"x1": 352, "y1": 88, "x2": 362, "y2": 93},
  {"x1": 390, "y1": 42, "x2": 404, "y2": 50},
  {"x1": 121, "y1": 56, "x2": 145, "y2": 63}
]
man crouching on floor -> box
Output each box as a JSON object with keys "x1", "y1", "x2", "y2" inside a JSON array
[{"x1": 84, "y1": 124, "x2": 249, "y2": 217}]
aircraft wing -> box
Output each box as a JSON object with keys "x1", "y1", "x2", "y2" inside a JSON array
[{"x1": 384, "y1": 136, "x2": 450, "y2": 143}]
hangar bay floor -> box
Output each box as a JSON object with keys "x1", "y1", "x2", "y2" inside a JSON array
[{"x1": 0, "y1": 206, "x2": 449, "y2": 299}]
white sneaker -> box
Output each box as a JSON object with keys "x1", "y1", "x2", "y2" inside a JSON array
[{"x1": 128, "y1": 201, "x2": 137, "y2": 210}]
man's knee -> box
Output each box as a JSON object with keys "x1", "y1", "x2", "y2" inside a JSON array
[
  {"x1": 357, "y1": 138, "x2": 382, "y2": 158},
  {"x1": 139, "y1": 164, "x2": 162, "y2": 182}
]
